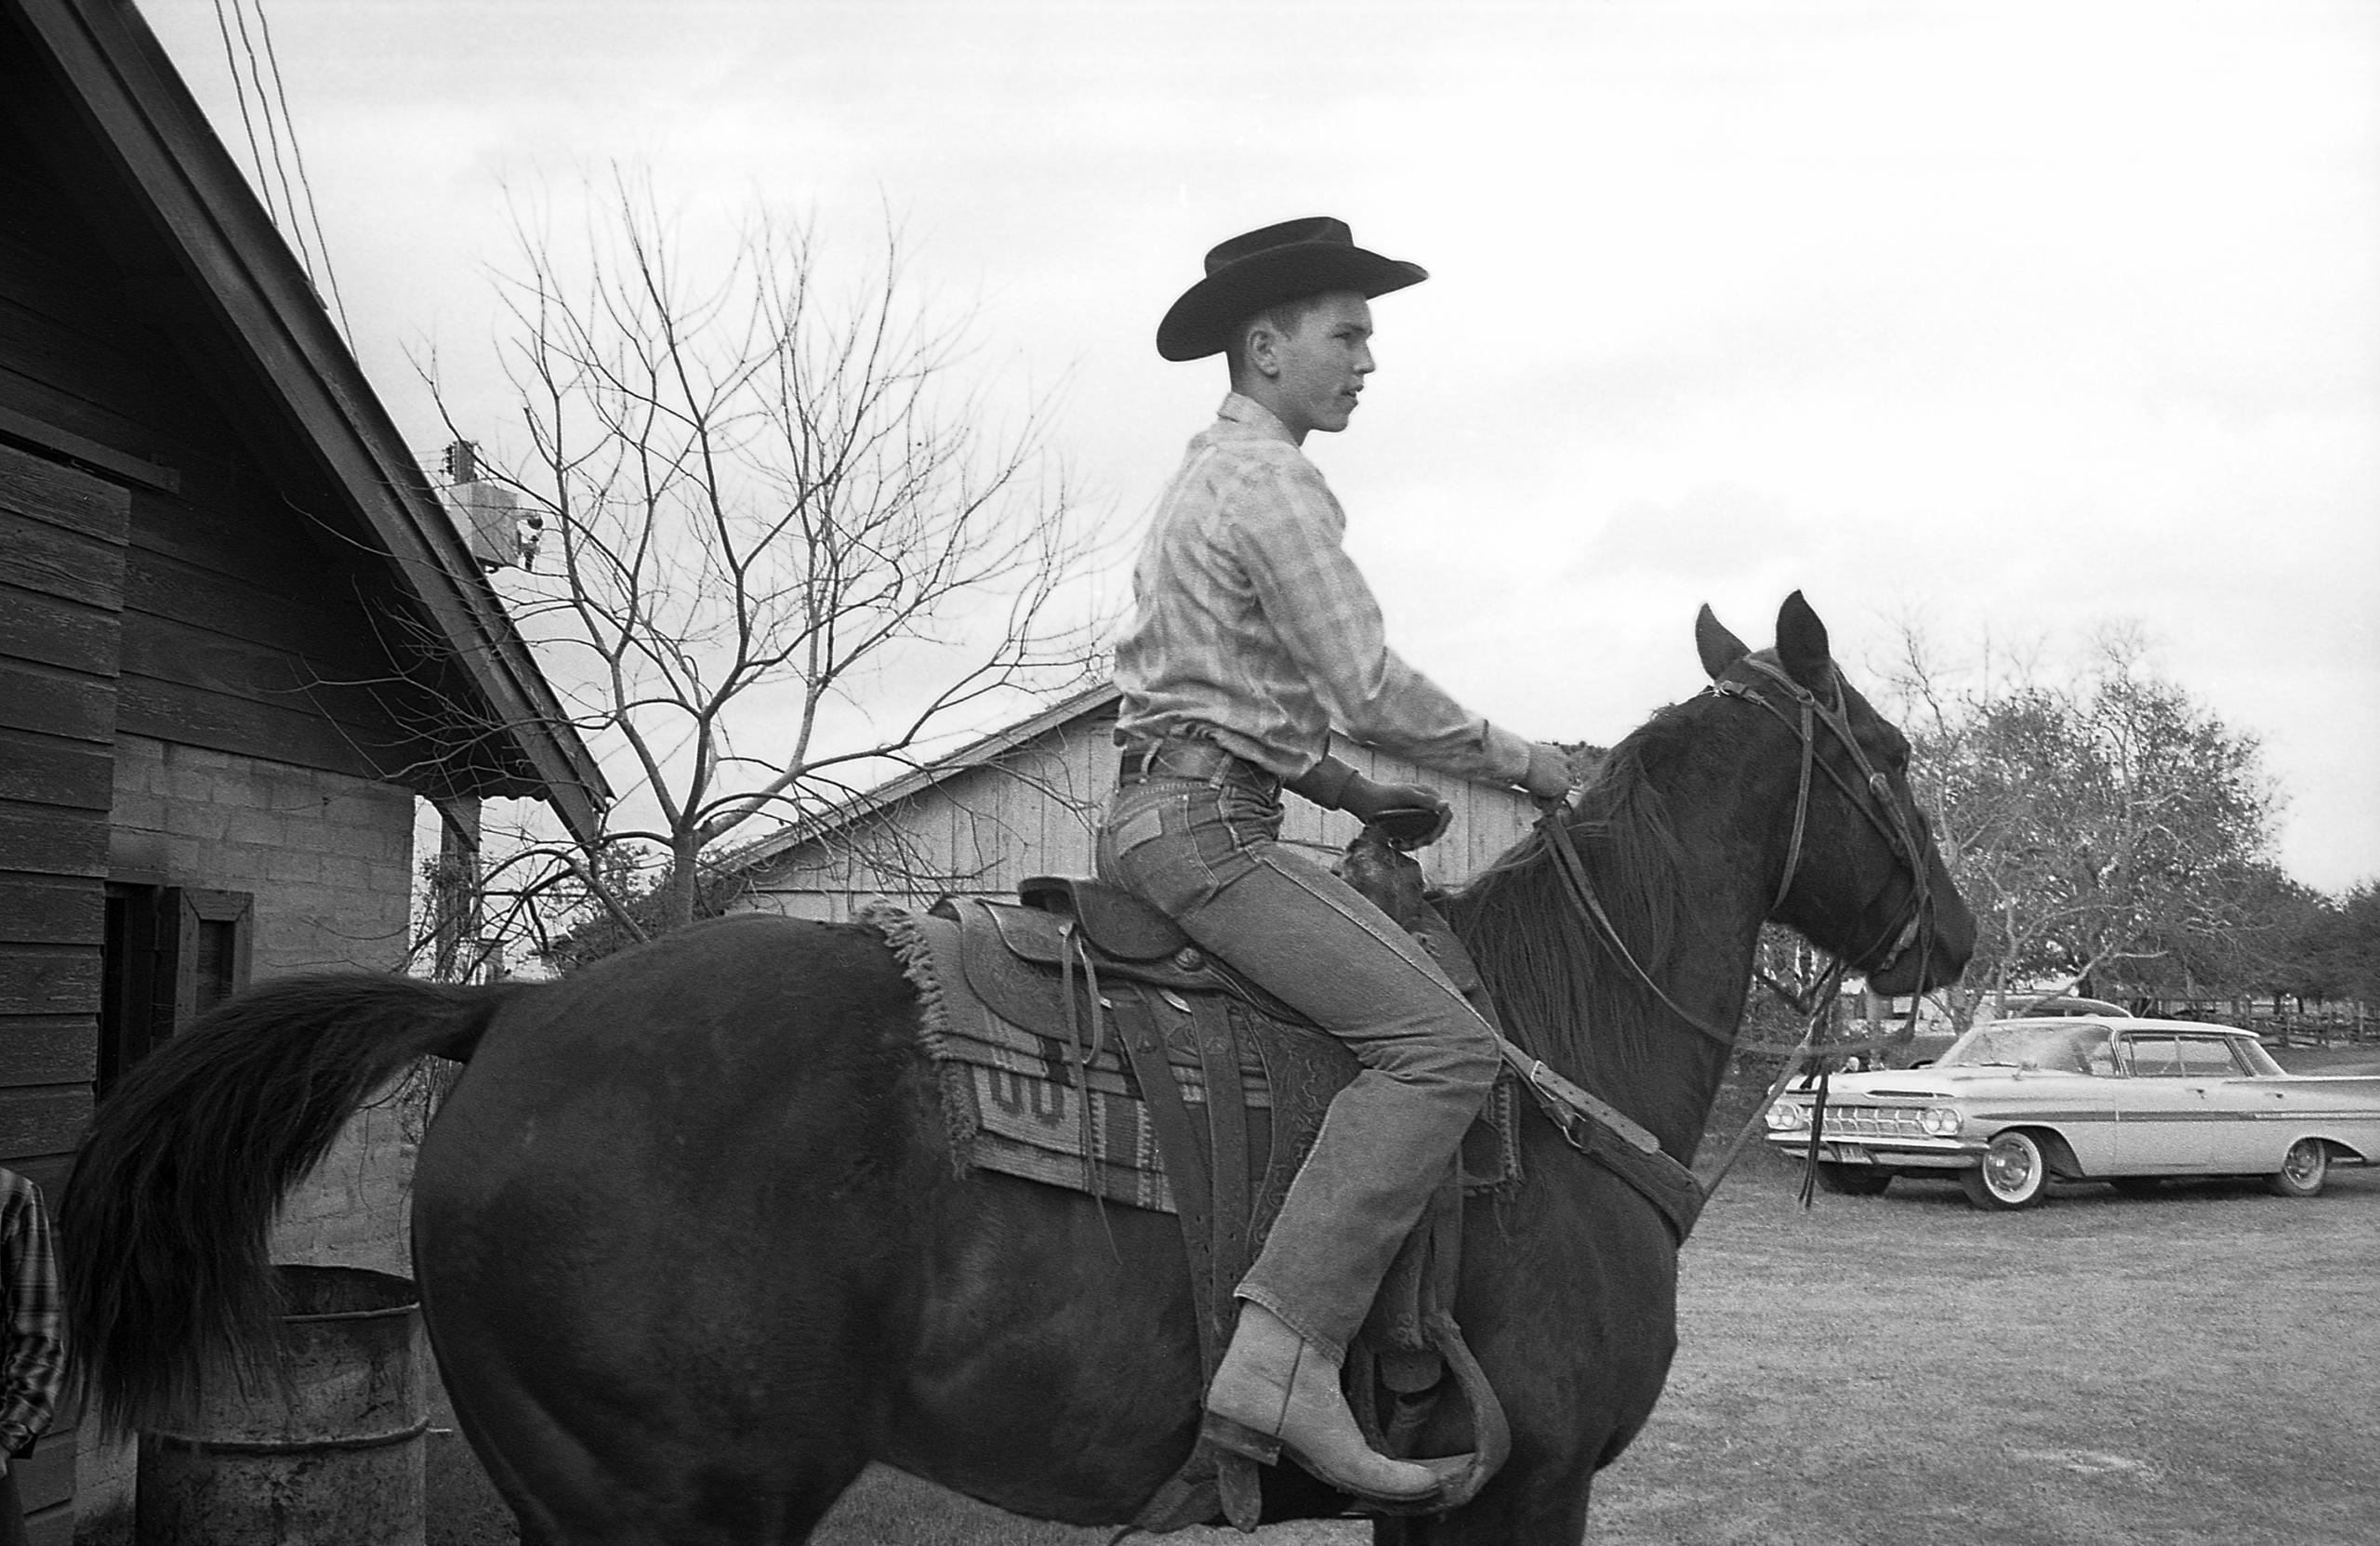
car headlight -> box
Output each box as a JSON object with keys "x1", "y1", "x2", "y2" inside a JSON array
[
  {"x1": 1920, "y1": 1106, "x2": 1963, "y2": 1137},
  {"x1": 1765, "y1": 1102, "x2": 1811, "y2": 1132}
]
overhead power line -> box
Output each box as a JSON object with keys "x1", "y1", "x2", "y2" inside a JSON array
[{"x1": 208, "y1": 0, "x2": 353, "y2": 345}]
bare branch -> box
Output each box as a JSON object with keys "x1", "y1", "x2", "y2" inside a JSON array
[{"x1": 417, "y1": 172, "x2": 1102, "y2": 951}]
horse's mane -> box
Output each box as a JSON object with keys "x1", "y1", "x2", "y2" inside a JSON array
[{"x1": 1443, "y1": 697, "x2": 1747, "y2": 1111}]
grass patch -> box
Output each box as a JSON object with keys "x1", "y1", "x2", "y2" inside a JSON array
[{"x1": 1591, "y1": 1153, "x2": 2378, "y2": 1545}]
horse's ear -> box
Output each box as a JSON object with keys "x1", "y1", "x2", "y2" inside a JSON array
[
  {"x1": 1776, "y1": 590, "x2": 1832, "y2": 691},
  {"x1": 1695, "y1": 604, "x2": 1750, "y2": 681}
]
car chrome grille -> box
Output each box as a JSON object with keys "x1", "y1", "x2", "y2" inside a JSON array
[{"x1": 1818, "y1": 1104, "x2": 1930, "y2": 1141}]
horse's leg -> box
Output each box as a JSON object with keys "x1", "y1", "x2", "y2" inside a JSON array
[
  {"x1": 428, "y1": 1281, "x2": 877, "y2": 1545},
  {"x1": 1371, "y1": 1461, "x2": 1594, "y2": 1546},
  {"x1": 873, "y1": 1163, "x2": 1208, "y2": 1522},
  {"x1": 414, "y1": 918, "x2": 916, "y2": 1543},
  {"x1": 1373, "y1": 1141, "x2": 1677, "y2": 1546},
  {"x1": 425, "y1": 1281, "x2": 880, "y2": 1546}
]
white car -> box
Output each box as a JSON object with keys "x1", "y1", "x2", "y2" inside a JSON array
[{"x1": 1764, "y1": 1016, "x2": 2380, "y2": 1209}]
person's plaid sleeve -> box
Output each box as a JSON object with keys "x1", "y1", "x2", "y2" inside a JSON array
[
  {"x1": 0, "y1": 1172, "x2": 67, "y2": 1456},
  {"x1": 1232, "y1": 456, "x2": 1531, "y2": 786}
]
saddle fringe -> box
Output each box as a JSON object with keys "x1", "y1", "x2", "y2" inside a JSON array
[{"x1": 861, "y1": 898, "x2": 981, "y2": 1180}]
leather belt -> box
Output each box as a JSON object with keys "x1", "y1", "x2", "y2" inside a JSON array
[{"x1": 1116, "y1": 737, "x2": 1274, "y2": 790}]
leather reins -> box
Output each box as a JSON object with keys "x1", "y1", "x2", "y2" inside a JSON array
[{"x1": 1525, "y1": 657, "x2": 1938, "y2": 1207}]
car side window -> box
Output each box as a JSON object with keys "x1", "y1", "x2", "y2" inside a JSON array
[
  {"x1": 2175, "y1": 1037, "x2": 2243, "y2": 1077},
  {"x1": 2124, "y1": 1037, "x2": 2183, "y2": 1077}
]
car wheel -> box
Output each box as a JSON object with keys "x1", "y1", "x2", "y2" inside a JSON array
[
  {"x1": 1816, "y1": 1162, "x2": 1892, "y2": 1196},
  {"x1": 2109, "y1": 1177, "x2": 2162, "y2": 1198},
  {"x1": 2266, "y1": 1139, "x2": 2329, "y2": 1198},
  {"x1": 1962, "y1": 1131, "x2": 2051, "y2": 1210}
]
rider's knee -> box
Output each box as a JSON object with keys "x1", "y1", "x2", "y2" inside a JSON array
[{"x1": 1435, "y1": 1013, "x2": 1502, "y2": 1100}]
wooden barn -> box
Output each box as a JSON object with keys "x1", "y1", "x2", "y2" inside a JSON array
[
  {"x1": 726, "y1": 683, "x2": 1554, "y2": 920},
  {"x1": 0, "y1": 0, "x2": 605, "y2": 1537}
]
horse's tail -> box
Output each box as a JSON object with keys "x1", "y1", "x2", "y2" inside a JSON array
[{"x1": 60, "y1": 970, "x2": 533, "y2": 1435}]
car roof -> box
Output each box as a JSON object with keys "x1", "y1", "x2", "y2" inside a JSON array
[
  {"x1": 2110, "y1": 1018, "x2": 2259, "y2": 1037},
  {"x1": 2012, "y1": 996, "x2": 2133, "y2": 1017},
  {"x1": 1987, "y1": 1016, "x2": 2255, "y2": 1038}
]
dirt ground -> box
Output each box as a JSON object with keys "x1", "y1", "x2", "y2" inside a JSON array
[{"x1": 427, "y1": 1044, "x2": 2380, "y2": 1544}]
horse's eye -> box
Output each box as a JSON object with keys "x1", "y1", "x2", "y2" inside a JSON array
[{"x1": 1868, "y1": 771, "x2": 1892, "y2": 800}]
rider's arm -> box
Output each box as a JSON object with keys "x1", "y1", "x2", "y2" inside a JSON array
[{"x1": 1230, "y1": 456, "x2": 1534, "y2": 789}]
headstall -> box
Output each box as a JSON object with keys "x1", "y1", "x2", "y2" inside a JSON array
[{"x1": 1526, "y1": 657, "x2": 1939, "y2": 1205}]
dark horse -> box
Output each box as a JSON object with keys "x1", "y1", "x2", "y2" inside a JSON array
[{"x1": 62, "y1": 594, "x2": 1972, "y2": 1544}]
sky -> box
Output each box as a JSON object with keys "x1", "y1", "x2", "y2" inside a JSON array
[{"x1": 139, "y1": 0, "x2": 2379, "y2": 892}]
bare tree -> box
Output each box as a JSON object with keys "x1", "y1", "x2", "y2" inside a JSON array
[
  {"x1": 1882, "y1": 623, "x2": 2279, "y2": 1027},
  {"x1": 429, "y1": 171, "x2": 1101, "y2": 945}
]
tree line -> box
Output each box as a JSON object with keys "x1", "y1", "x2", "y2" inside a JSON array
[{"x1": 1884, "y1": 625, "x2": 2374, "y2": 1026}]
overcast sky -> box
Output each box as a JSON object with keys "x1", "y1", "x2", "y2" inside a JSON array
[{"x1": 141, "y1": 0, "x2": 2378, "y2": 892}]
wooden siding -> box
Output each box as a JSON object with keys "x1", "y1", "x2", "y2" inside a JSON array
[
  {"x1": 6, "y1": 443, "x2": 104, "y2": 1542},
  {"x1": 7, "y1": 0, "x2": 607, "y2": 838},
  {"x1": 740, "y1": 709, "x2": 1545, "y2": 920},
  {"x1": 0, "y1": 7, "x2": 600, "y2": 1532},
  {"x1": 0, "y1": 51, "x2": 486, "y2": 794},
  {"x1": 0, "y1": 440, "x2": 121, "y2": 1184}
]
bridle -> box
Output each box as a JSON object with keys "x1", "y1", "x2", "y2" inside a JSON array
[
  {"x1": 1713, "y1": 657, "x2": 1934, "y2": 984},
  {"x1": 1521, "y1": 654, "x2": 1938, "y2": 1209}
]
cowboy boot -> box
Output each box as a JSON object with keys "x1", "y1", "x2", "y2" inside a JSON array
[{"x1": 1200, "y1": 1302, "x2": 1443, "y2": 1504}]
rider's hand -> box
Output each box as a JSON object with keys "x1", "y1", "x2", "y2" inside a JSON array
[
  {"x1": 1342, "y1": 774, "x2": 1452, "y2": 850},
  {"x1": 1521, "y1": 742, "x2": 1576, "y2": 800}
]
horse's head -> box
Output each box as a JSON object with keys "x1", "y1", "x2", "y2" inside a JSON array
[{"x1": 1694, "y1": 592, "x2": 1976, "y2": 997}]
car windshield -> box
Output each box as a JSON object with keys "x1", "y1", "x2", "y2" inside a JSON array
[{"x1": 1937, "y1": 1022, "x2": 2117, "y2": 1075}]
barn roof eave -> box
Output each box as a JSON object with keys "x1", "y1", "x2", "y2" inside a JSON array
[
  {"x1": 717, "y1": 681, "x2": 1124, "y2": 876},
  {"x1": 11, "y1": 0, "x2": 611, "y2": 847}
]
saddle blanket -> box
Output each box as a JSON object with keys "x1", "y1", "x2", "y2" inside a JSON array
[{"x1": 865, "y1": 898, "x2": 1518, "y2": 1216}]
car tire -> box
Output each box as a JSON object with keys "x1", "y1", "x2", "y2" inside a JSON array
[
  {"x1": 1962, "y1": 1130, "x2": 2051, "y2": 1210},
  {"x1": 1816, "y1": 1162, "x2": 1892, "y2": 1196},
  {"x1": 2109, "y1": 1177, "x2": 2162, "y2": 1198},
  {"x1": 2266, "y1": 1139, "x2": 2329, "y2": 1198}
]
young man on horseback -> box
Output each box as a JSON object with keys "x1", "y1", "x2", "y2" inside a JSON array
[{"x1": 1100, "y1": 217, "x2": 1575, "y2": 1507}]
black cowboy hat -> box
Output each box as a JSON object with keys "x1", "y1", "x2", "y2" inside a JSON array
[{"x1": 1156, "y1": 217, "x2": 1428, "y2": 362}]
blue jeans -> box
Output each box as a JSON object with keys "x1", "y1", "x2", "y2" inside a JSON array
[
  {"x1": 0, "y1": 1463, "x2": 27, "y2": 1546},
  {"x1": 1097, "y1": 760, "x2": 1499, "y2": 1358}
]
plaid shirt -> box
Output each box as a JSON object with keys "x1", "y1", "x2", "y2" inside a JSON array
[
  {"x1": 1114, "y1": 394, "x2": 1531, "y2": 787},
  {"x1": 0, "y1": 1170, "x2": 64, "y2": 1457}
]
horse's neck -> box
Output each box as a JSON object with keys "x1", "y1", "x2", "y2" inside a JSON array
[
  {"x1": 1457, "y1": 717, "x2": 1786, "y2": 1159},
  {"x1": 1620, "y1": 737, "x2": 1781, "y2": 1154}
]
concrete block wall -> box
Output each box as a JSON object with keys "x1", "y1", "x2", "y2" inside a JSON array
[
  {"x1": 109, "y1": 735, "x2": 417, "y2": 975},
  {"x1": 76, "y1": 738, "x2": 429, "y2": 1541},
  {"x1": 107, "y1": 735, "x2": 422, "y2": 1275}
]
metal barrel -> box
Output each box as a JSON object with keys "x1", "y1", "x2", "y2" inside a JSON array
[{"x1": 136, "y1": 1266, "x2": 427, "y2": 1546}]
